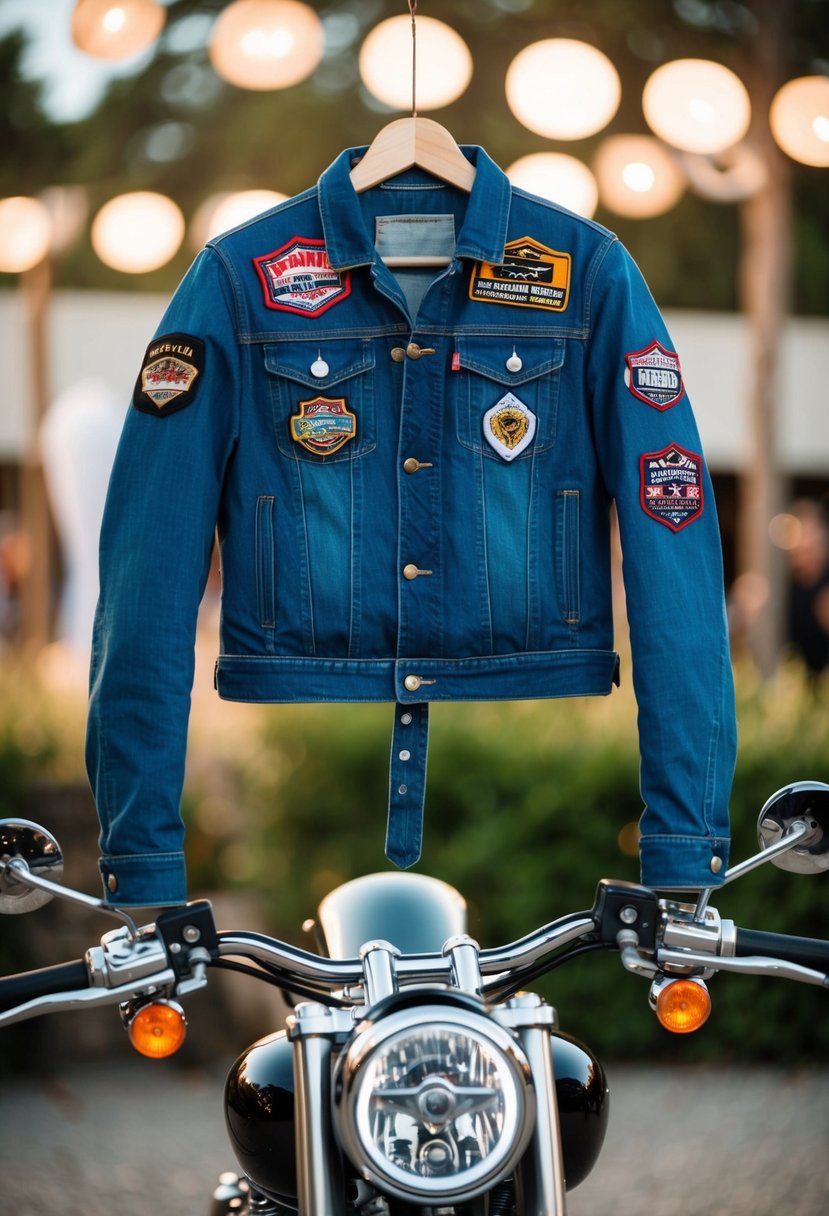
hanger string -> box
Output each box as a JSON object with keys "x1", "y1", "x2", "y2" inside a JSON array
[{"x1": 408, "y1": 0, "x2": 417, "y2": 118}]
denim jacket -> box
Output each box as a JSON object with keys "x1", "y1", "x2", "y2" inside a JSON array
[{"x1": 87, "y1": 145, "x2": 736, "y2": 906}]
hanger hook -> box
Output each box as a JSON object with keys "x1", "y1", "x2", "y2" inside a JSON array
[{"x1": 408, "y1": 0, "x2": 417, "y2": 119}]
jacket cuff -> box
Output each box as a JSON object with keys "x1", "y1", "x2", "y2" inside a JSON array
[
  {"x1": 98, "y1": 853, "x2": 187, "y2": 908},
  {"x1": 639, "y1": 834, "x2": 730, "y2": 891}
]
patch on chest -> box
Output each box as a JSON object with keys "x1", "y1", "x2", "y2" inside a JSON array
[
  {"x1": 253, "y1": 237, "x2": 351, "y2": 316},
  {"x1": 469, "y1": 236, "x2": 571, "y2": 312},
  {"x1": 483, "y1": 393, "x2": 537, "y2": 460},
  {"x1": 290, "y1": 396, "x2": 356, "y2": 455}
]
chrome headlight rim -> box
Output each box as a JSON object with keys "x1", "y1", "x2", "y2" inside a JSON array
[{"x1": 333, "y1": 1003, "x2": 535, "y2": 1204}]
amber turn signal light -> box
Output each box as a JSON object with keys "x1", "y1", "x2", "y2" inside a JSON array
[
  {"x1": 651, "y1": 976, "x2": 712, "y2": 1034},
  {"x1": 127, "y1": 999, "x2": 187, "y2": 1058}
]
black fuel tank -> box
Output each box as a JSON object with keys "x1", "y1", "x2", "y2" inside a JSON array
[{"x1": 224, "y1": 1025, "x2": 608, "y2": 1203}]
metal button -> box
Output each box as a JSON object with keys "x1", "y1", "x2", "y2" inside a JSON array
[
  {"x1": 400, "y1": 712, "x2": 413, "y2": 725},
  {"x1": 710, "y1": 856, "x2": 723, "y2": 874},
  {"x1": 399, "y1": 749, "x2": 411, "y2": 761},
  {"x1": 406, "y1": 342, "x2": 436, "y2": 359},
  {"x1": 403, "y1": 457, "x2": 433, "y2": 474},
  {"x1": 506, "y1": 351, "x2": 523, "y2": 373},
  {"x1": 390, "y1": 346, "x2": 406, "y2": 362},
  {"x1": 310, "y1": 356, "x2": 329, "y2": 378},
  {"x1": 404, "y1": 675, "x2": 422, "y2": 692},
  {"x1": 107, "y1": 873, "x2": 118, "y2": 893},
  {"x1": 403, "y1": 564, "x2": 433, "y2": 580}
]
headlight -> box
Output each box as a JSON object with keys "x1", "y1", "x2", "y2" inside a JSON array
[{"x1": 334, "y1": 1003, "x2": 534, "y2": 1204}]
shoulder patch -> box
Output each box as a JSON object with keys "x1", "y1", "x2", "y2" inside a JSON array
[
  {"x1": 640, "y1": 444, "x2": 704, "y2": 531},
  {"x1": 469, "y1": 236, "x2": 571, "y2": 312},
  {"x1": 133, "y1": 333, "x2": 204, "y2": 417},
  {"x1": 625, "y1": 340, "x2": 683, "y2": 410}
]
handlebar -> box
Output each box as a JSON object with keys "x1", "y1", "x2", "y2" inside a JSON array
[
  {"x1": 0, "y1": 880, "x2": 826, "y2": 1032},
  {"x1": 0, "y1": 959, "x2": 90, "y2": 1015},
  {"x1": 734, "y1": 928, "x2": 829, "y2": 972}
]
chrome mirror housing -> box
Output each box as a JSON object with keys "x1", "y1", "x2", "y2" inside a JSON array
[
  {"x1": 0, "y1": 819, "x2": 64, "y2": 913},
  {"x1": 757, "y1": 782, "x2": 829, "y2": 874}
]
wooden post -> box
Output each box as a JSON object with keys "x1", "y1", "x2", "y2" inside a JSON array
[
  {"x1": 18, "y1": 257, "x2": 56, "y2": 655},
  {"x1": 735, "y1": 0, "x2": 793, "y2": 677}
]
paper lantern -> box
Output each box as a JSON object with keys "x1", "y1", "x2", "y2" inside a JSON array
[
  {"x1": 359, "y1": 14, "x2": 472, "y2": 110},
  {"x1": 210, "y1": 0, "x2": 324, "y2": 91},
  {"x1": 594, "y1": 136, "x2": 685, "y2": 217},
  {"x1": 506, "y1": 154, "x2": 598, "y2": 218},
  {"x1": 91, "y1": 192, "x2": 184, "y2": 273},
  {"x1": 506, "y1": 40, "x2": 620, "y2": 140},
  {"x1": 643, "y1": 59, "x2": 750, "y2": 154},
  {"x1": 0, "y1": 196, "x2": 52, "y2": 272},
  {"x1": 770, "y1": 76, "x2": 829, "y2": 167},
  {"x1": 71, "y1": 0, "x2": 165, "y2": 60}
]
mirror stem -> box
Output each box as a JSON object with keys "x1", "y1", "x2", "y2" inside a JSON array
[{"x1": 1, "y1": 857, "x2": 140, "y2": 938}]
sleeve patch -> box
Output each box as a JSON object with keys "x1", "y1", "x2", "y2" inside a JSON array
[
  {"x1": 133, "y1": 333, "x2": 205, "y2": 417},
  {"x1": 625, "y1": 340, "x2": 683, "y2": 410},
  {"x1": 640, "y1": 445, "x2": 704, "y2": 531}
]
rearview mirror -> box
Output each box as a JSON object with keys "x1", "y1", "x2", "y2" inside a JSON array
[
  {"x1": 757, "y1": 782, "x2": 829, "y2": 874},
  {"x1": 0, "y1": 819, "x2": 64, "y2": 913}
]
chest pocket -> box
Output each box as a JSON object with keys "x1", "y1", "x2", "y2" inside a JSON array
[
  {"x1": 453, "y1": 336, "x2": 566, "y2": 461},
  {"x1": 265, "y1": 340, "x2": 376, "y2": 463}
]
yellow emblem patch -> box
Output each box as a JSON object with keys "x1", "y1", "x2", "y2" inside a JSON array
[
  {"x1": 483, "y1": 393, "x2": 537, "y2": 461},
  {"x1": 469, "y1": 236, "x2": 571, "y2": 312}
]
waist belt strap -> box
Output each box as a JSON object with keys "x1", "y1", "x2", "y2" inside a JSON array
[{"x1": 385, "y1": 702, "x2": 429, "y2": 869}]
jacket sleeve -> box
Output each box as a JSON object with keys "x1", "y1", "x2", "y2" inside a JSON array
[
  {"x1": 86, "y1": 247, "x2": 241, "y2": 906},
  {"x1": 586, "y1": 237, "x2": 737, "y2": 890}
]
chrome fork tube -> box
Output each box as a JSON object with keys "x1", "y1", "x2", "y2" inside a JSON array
[
  {"x1": 288, "y1": 1002, "x2": 351, "y2": 1216},
  {"x1": 498, "y1": 994, "x2": 567, "y2": 1216}
]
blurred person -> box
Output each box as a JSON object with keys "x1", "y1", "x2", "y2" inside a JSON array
[
  {"x1": 0, "y1": 510, "x2": 25, "y2": 646},
  {"x1": 786, "y1": 500, "x2": 829, "y2": 676},
  {"x1": 40, "y1": 379, "x2": 122, "y2": 671}
]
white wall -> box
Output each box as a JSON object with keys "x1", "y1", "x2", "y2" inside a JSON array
[{"x1": 1, "y1": 289, "x2": 827, "y2": 474}]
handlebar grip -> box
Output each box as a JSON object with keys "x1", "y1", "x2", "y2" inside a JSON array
[
  {"x1": 734, "y1": 928, "x2": 829, "y2": 973},
  {"x1": 0, "y1": 960, "x2": 90, "y2": 1014}
]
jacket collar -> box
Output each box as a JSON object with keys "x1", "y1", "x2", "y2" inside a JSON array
[{"x1": 317, "y1": 143, "x2": 512, "y2": 272}]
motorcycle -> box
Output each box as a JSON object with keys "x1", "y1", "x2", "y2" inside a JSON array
[{"x1": 1, "y1": 780, "x2": 828, "y2": 1216}]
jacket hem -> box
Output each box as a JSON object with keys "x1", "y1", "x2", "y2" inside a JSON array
[{"x1": 214, "y1": 649, "x2": 621, "y2": 704}]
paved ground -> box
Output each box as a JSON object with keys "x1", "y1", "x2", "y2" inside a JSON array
[{"x1": 0, "y1": 1060, "x2": 826, "y2": 1215}]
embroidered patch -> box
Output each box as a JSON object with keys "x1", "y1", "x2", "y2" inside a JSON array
[
  {"x1": 254, "y1": 237, "x2": 350, "y2": 316},
  {"x1": 640, "y1": 444, "x2": 704, "y2": 531},
  {"x1": 625, "y1": 340, "x2": 684, "y2": 410},
  {"x1": 133, "y1": 333, "x2": 204, "y2": 417},
  {"x1": 470, "y1": 236, "x2": 571, "y2": 312},
  {"x1": 483, "y1": 393, "x2": 537, "y2": 461},
  {"x1": 290, "y1": 397, "x2": 356, "y2": 455}
]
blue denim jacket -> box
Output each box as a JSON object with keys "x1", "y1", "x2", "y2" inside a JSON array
[{"x1": 87, "y1": 145, "x2": 736, "y2": 906}]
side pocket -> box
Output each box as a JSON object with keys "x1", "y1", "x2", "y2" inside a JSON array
[
  {"x1": 556, "y1": 490, "x2": 580, "y2": 629},
  {"x1": 255, "y1": 495, "x2": 276, "y2": 630}
]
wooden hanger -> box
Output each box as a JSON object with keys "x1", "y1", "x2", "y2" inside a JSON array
[{"x1": 349, "y1": 115, "x2": 476, "y2": 194}]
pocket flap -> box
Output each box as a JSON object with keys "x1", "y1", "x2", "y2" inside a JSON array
[
  {"x1": 454, "y1": 336, "x2": 566, "y2": 386},
  {"x1": 264, "y1": 340, "x2": 375, "y2": 390}
]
